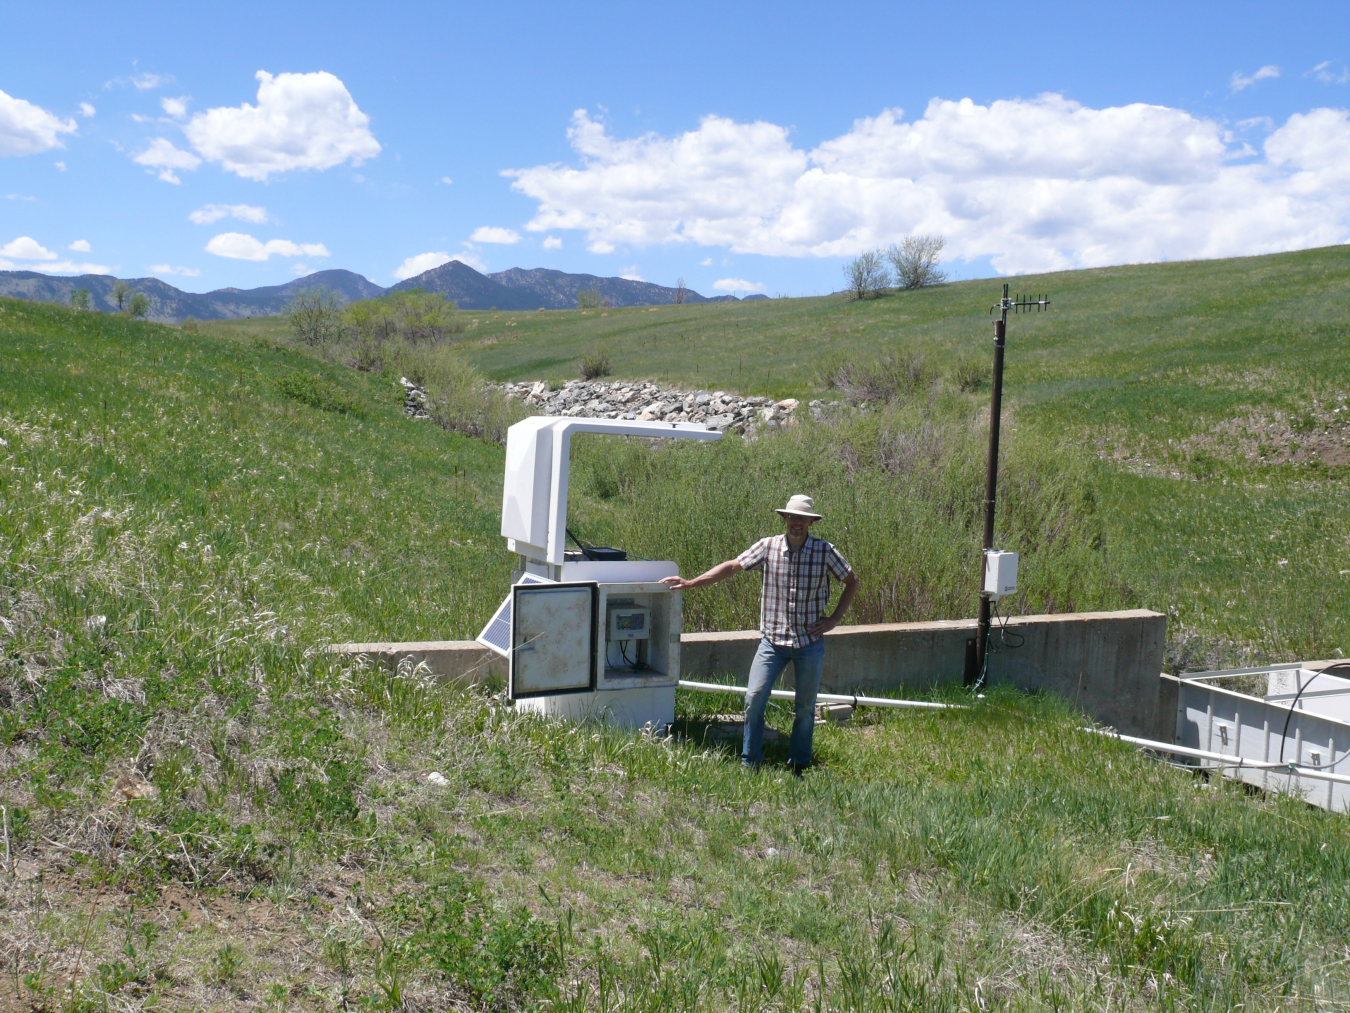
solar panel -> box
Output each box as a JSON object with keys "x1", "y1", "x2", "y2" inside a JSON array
[{"x1": 476, "y1": 572, "x2": 553, "y2": 656}]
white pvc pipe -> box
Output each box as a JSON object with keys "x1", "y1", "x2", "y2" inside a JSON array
[
  {"x1": 1085, "y1": 727, "x2": 1350, "y2": 787},
  {"x1": 678, "y1": 680, "x2": 964, "y2": 711}
]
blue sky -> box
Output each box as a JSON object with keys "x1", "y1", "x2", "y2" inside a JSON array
[{"x1": 3, "y1": 1, "x2": 1349, "y2": 297}]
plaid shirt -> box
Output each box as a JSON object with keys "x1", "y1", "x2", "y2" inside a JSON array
[{"x1": 736, "y1": 534, "x2": 854, "y2": 648}]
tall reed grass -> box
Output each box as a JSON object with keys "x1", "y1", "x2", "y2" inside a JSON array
[{"x1": 568, "y1": 374, "x2": 1130, "y2": 633}]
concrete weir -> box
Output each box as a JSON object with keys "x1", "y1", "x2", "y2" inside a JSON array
[{"x1": 329, "y1": 608, "x2": 1170, "y2": 740}]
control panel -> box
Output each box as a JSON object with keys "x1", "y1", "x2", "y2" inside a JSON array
[{"x1": 607, "y1": 604, "x2": 651, "y2": 641}]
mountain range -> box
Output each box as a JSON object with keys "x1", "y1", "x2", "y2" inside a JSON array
[{"x1": 0, "y1": 261, "x2": 767, "y2": 322}]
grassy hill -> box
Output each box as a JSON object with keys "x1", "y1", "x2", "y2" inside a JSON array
[
  {"x1": 223, "y1": 244, "x2": 1350, "y2": 668},
  {"x1": 494, "y1": 244, "x2": 1350, "y2": 667},
  {"x1": 4, "y1": 248, "x2": 1350, "y2": 1009}
]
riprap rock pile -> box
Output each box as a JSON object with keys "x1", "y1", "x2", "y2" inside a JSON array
[
  {"x1": 400, "y1": 377, "x2": 430, "y2": 419},
  {"x1": 494, "y1": 380, "x2": 800, "y2": 434}
]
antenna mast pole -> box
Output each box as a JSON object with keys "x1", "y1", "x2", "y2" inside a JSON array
[{"x1": 968, "y1": 285, "x2": 1049, "y2": 686}]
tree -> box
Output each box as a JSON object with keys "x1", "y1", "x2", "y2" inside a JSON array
[
  {"x1": 843, "y1": 250, "x2": 889, "y2": 300},
  {"x1": 887, "y1": 234, "x2": 947, "y2": 289},
  {"x1": 576, "y1": 289, "x2": 602, "y2": 310},
  {"x1": 287, "y1": 287, "x2": 345, "y2": 347},
  {"x1": 393, "y1": 290, "x2": 458, "y2": 343},
  {"x1": 69, "y1": 288, "x2": 90, "y2": 311},
  {"x1": 127, "y1": 292, "x2": 149, "y2": 319},
  {"x1": 111, "y1": 280, "x2": 132, "y2": 312},
  {"x1": 674, "y1": 277, "x2": 688, "y2": 305}
]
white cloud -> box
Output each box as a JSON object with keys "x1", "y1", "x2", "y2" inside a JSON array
[
  {"x1": 161, "y1": 96, "x2": 189, "y2": 118},
  {"x1": 205, "y1": 232, "x2": 329, "y2": 261},
  {"x1": 1, "y1": 236, "x2": 57, "y2": 259},
  {"x1": 393, "y1": 251, "x2": 451, "y2": 279},
  {"x1": 68, "y1": 239, "x2": 91, "y2": 252},
  {"x1": 392, "y1": 251, "x2": 490, "y2": 279},
  {"x1": 1311, "y1": 61, "x2": 1350, "y2": 85},
  {"x1": 507, "y1": 98, "x2": 1350, "y2": 275},
  {"x1": 450, "y1": 251, "x2": 486, "y2": 272},
  {"x1": 34, "y1": 260, "x2": 111, "y2": 274},
  {"x1": 470, "y1": 226, "x2": 521, "y2": 244},
  {"x1": 189, "y1": 203, "x2": 269, "y2": 225},
  {"x1": 542, "y1": 236, "x2": 562, "y2": 249},
  {"x1": 713, "y1": 277, "x2": 766, "y2": 292},
  {"x1": 0, "y1": 89, "x2": 78, "y2": 156},
  {"x1": 0, "y1": 239, "x2": 107, "y2": 274},
  {"x1": 133, "y1": 137, "x2": 201, "y2": 183},
  {"x1": 132, "y1": 73, "x2": 167, "y2": 90},
  {"x1": 183, "y1": 70, "x2": 380, "y2": 181},
  {"x1": 700, "y1": 257, "x2": 713, "y2": 266},
  {"x1": 1231, "y1": 65, "x2": 1280, "y2": 92},
  {"x1": 149, "y1": 263, "x2": 200, "y2": 277},
  {"x1": 54, "y1": 161, "x2": 66, "y2": 172},
  {"x1": 619, "y1": 265, "x2": 644, "y2": 281},
  {"x1": 78, "y1": 102, "x2": 96, "y2": 118},
  {"x1": 441, "y1": 175, "x2": 453, "y2": 184}
]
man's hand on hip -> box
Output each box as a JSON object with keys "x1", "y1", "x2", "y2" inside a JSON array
[{"x1": 806, "y1": 615, "x2": 840, "y2": 637}]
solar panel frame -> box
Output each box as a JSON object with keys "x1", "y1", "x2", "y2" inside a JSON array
[{"x1": 475, "y1": 572, "x2": 553, "y2": 656}]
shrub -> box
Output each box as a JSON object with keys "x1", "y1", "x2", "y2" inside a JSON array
[
  {"x1": 346, "y1": 290, "x2": 461, "y2": 348},
  {"x1": 953, "y1": 356, "x2": 990, "y2": 391},
  {"x1": 887, "y1": 235, "x2": 948, "y2": 289},
  {"x1": 276, "y1": 372, "x2": 369, "y2": 418},
  {"x1": 823, "y1": 351, "x2": 933, "y2": 404},
  {"x1": 373, "y1": 341, "x2": 521, "y2": 442},
  {"x1": 576, "y1": 289, "x2": 607, "y2": 310},
  {"x1": 287, "y1": 287, "x2": 346, "y2": 347},
  {"x1": 843, "y1": 251, "x2": 890, "y2": 299},
  {"x1": 579, "y1": 350, "x2": 612, "y2": 380}
]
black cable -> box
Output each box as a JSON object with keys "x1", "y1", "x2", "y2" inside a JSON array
[
  {"x1": 1279, "y1": 662, "x2": 1350, "y2": 764},
  {"x1": 970, "y1": 599, "x2": 1024, "y2": 694},
  {"x1": 618, "y1": 640, "x2": 641, "y2": 671},
  {"x1": 971, "y1": 623, "x2": 990, "y2": 693},
  {"x1": 565, "y1": 527, "x2": 595, "y2": 560},
  {"x1": 994, "y1": 600, "x2": 1025, "y2": 652}
]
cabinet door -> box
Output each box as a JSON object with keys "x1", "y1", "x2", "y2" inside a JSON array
[{"x1": 509, "y1": 583, "x2": 597, "y2": 699}]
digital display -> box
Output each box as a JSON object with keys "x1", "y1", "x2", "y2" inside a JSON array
[{"x1": 617, "y1": 612, "x2": 645, "y2": 631}]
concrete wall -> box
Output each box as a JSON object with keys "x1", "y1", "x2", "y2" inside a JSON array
[
  {"x1": 329, "y1": 608, "x2": 1171, "y2": 740},
  {"x1": 681, "y1": 610, "x2": 1171, "y2": 740},
  {"x1": 327, "y1": 640, "x2": 507, "y2": 685}
]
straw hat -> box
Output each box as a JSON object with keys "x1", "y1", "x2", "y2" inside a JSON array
[{"x1": 775, "y1": 494, "x2": 822, "y2": 520}]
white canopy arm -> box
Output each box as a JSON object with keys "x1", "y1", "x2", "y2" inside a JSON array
[{"x1": 500, "y1": 416, "x2": 721, "y2": 565}]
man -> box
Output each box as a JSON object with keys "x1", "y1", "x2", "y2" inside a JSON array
[{"x1": 662, "y1": 494, "x2": 860, "y2": 771}]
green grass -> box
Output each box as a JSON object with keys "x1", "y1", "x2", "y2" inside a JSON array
[
  {"x1": 5, "y1": 244, "x2": 1350, "y2": 1010},
  {"x1": 276, "y1": 370, "x2": 370, "y2": 418}
]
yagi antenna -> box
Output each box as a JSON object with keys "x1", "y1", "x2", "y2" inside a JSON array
[{"x1": 989, "y1": 293, "x2": 1051, "y2": 315}]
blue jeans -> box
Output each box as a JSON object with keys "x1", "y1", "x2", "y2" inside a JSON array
[{"x1": 743, "y1": 637, "x2": 825, "y2": 768}]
